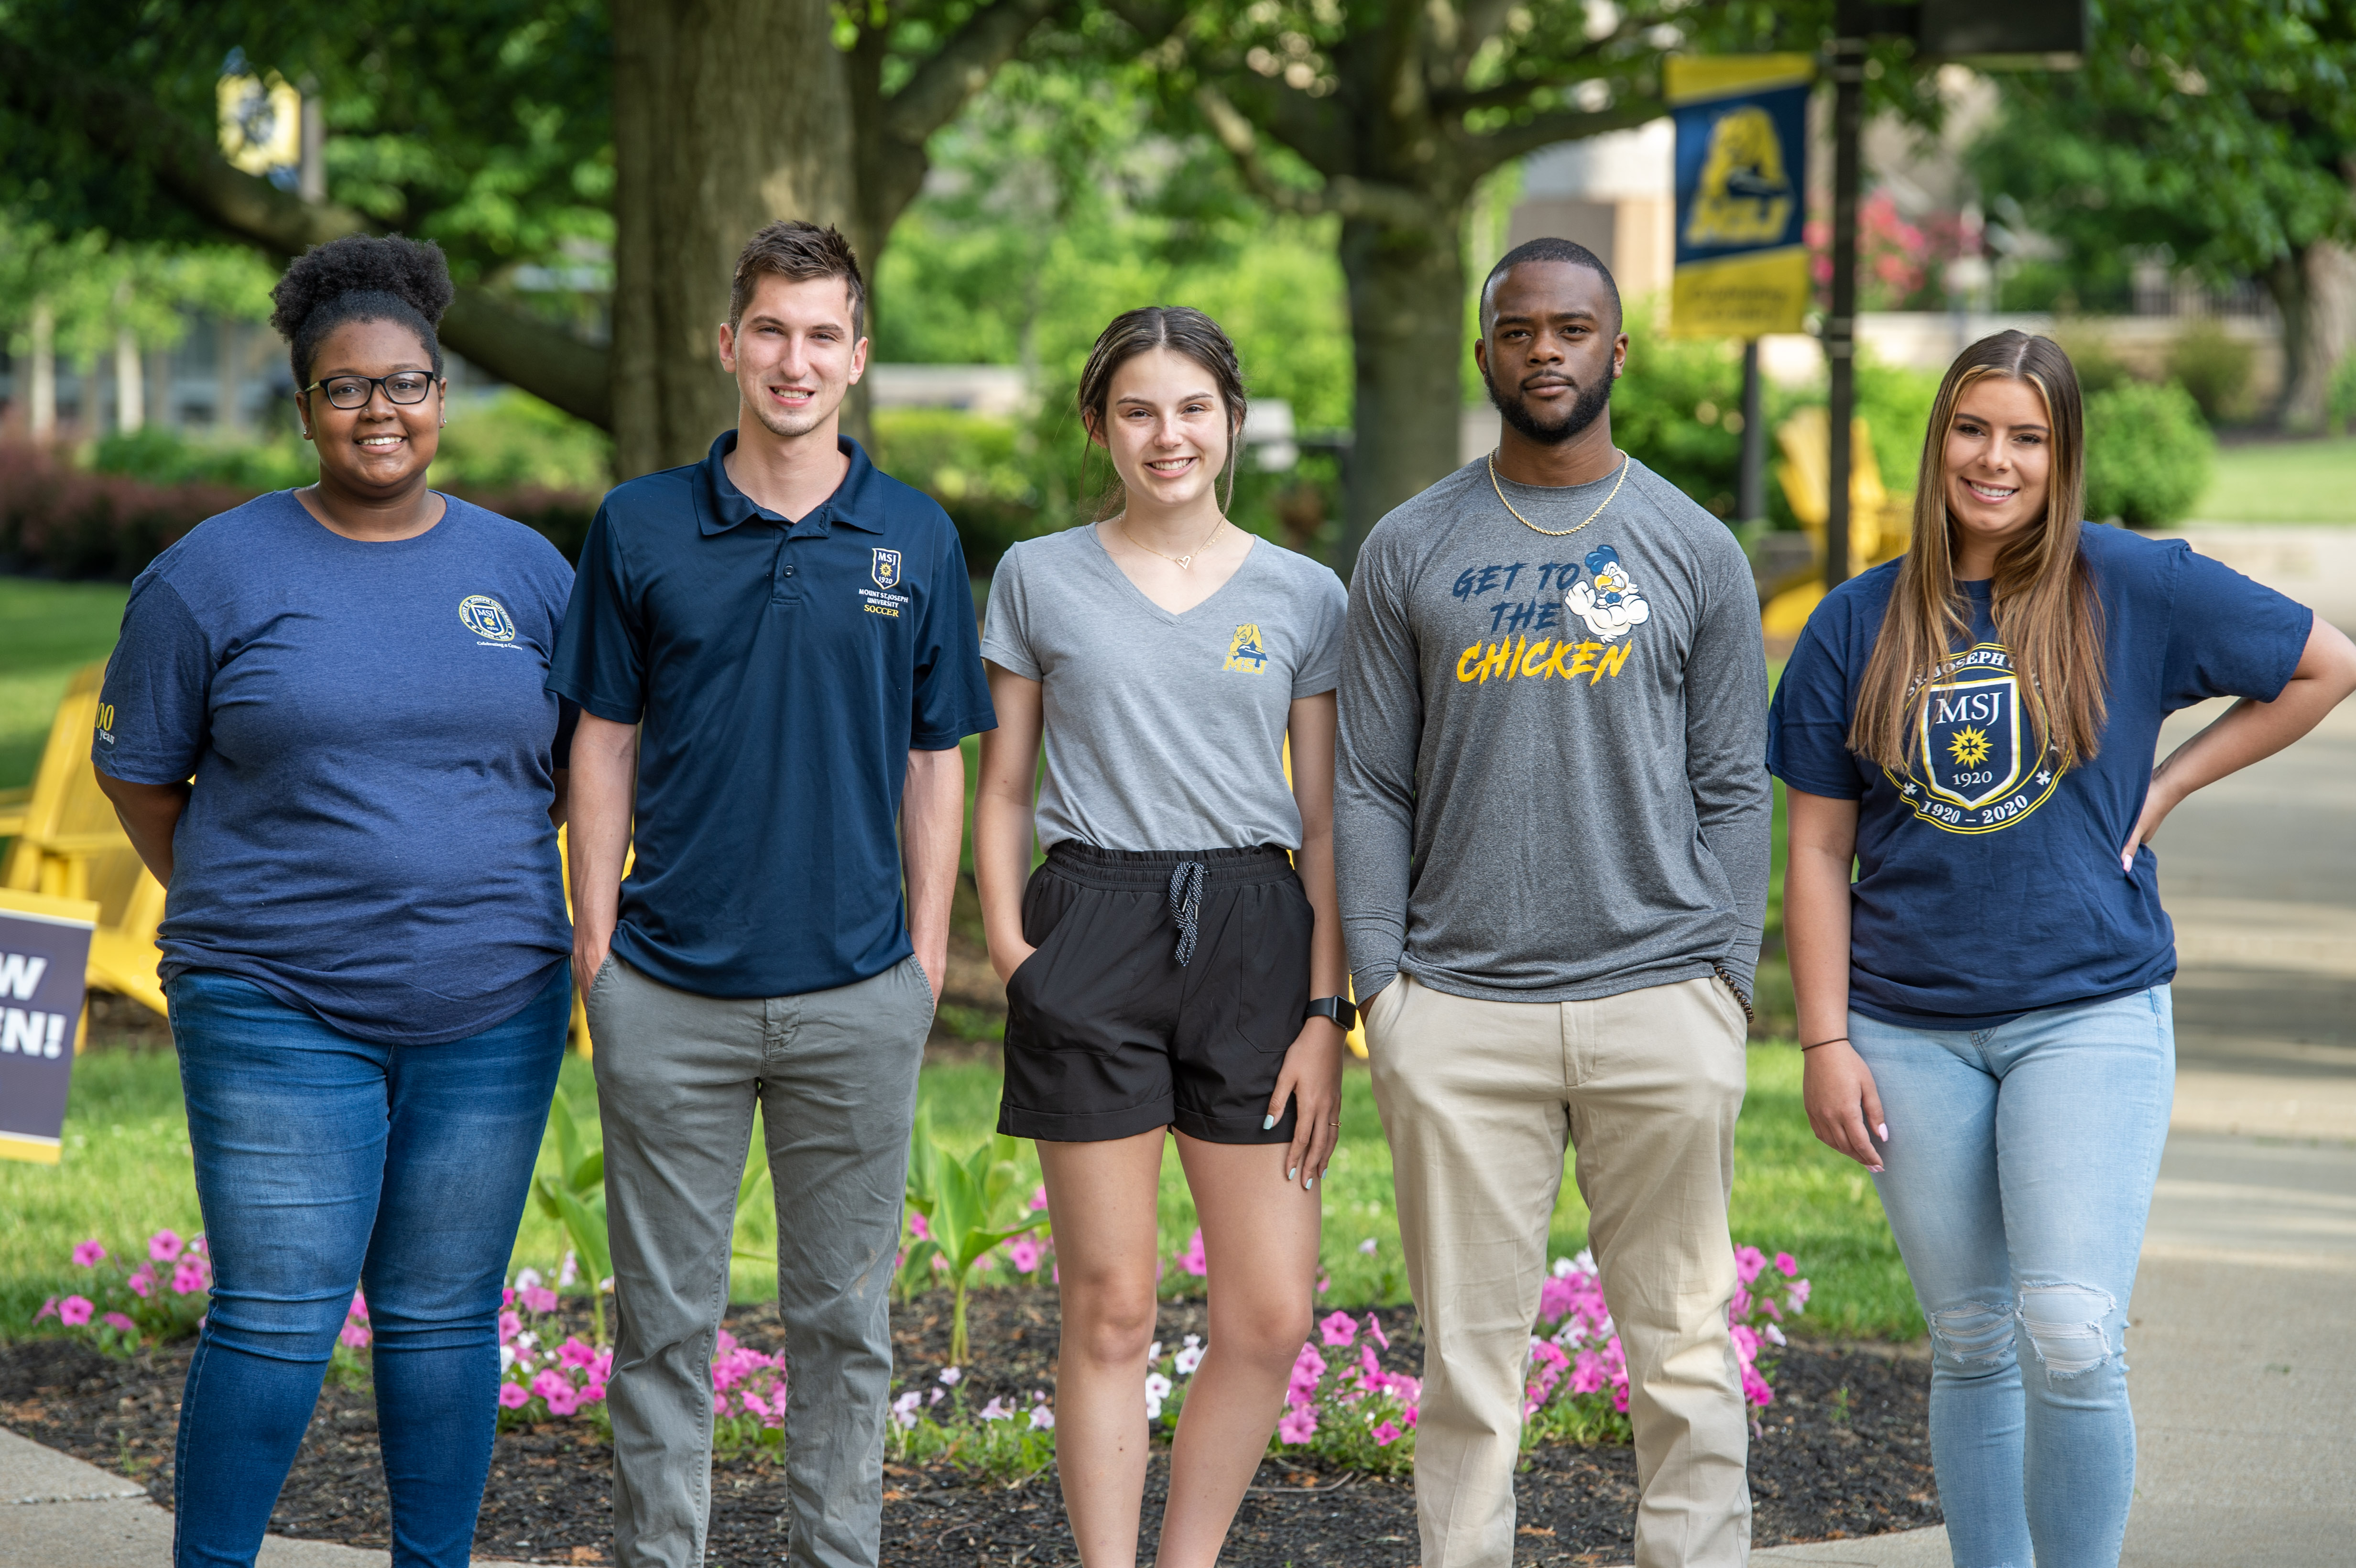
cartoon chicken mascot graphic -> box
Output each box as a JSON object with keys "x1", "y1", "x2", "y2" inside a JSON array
[{"x1": 1564, "y1": 545, "x2": 1651, "y2": 641}]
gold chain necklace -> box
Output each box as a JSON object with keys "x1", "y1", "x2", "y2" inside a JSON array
[
  {"x1": 1119, "y1": 512, "x2": 1225, "y2": 570},
  {"x1": 1487, "y1": 450, "x2": 1628, "y2": 538}
]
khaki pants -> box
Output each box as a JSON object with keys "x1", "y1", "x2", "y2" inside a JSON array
[{"x1": 1365, "y1": 972, "x2": 1752, "y2": 1568}]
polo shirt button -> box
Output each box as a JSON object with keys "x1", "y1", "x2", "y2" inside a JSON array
[{"x1": 783, "y1": 566, "x2": 795, "y2": 576}]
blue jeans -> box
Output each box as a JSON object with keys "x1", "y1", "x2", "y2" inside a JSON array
[
  {"x1": 1852, "y1": 986, "x2": 2173, "y2": 1568},
  {"x1": 166, "y1": 966, "x2": 568, "y2": 1568}
]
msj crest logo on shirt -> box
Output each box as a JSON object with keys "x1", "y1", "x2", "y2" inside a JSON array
[
  {"x1": 1920, "y1": 669, "x2": 2019, "y2": 809},
  {"x1": 1884, "y1": 643, "x2": 2065, "y2": 834},
  {"x1": 871, "y1": 548, "x2": 902, "y2": 590},
  {"x1": 458, "y1": 595, "x2": 516, "y2": 642}
]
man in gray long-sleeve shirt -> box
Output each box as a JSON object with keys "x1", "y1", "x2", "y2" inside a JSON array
[{"x1": 1336, "y1": 239, "x2": 1770, "y2": 1568}]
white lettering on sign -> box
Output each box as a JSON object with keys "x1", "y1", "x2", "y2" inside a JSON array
[
  {"x1": 0, "y1": 951, "x2": 48, "y2": 1001},
  {"x1": 0, "y1": 1007, "x2": 66, "y2": 1057}
]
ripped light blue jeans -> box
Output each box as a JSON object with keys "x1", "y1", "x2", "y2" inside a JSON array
[{"x1": 1852, "y1": 986, "x2": 2173, "y2": 1568}]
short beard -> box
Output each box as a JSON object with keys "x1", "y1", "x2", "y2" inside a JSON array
[{"x1": 1483, "y1": 363, "x2": 1612, "y2": 447}]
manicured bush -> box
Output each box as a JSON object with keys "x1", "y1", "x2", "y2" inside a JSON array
[
  {"x1": 2084, "y1": 380, "x2": 2215, "y2": 527},
  {"x1": 0, "y1": 443, "x2": 243, "y2": 579},
  {"x1": 2165, "y1": 320, "x2": 2258, "y2": 426}
]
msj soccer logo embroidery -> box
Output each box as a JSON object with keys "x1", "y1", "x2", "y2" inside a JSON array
[
  {"x1": 1222, "y1": 623, "x2": 1269, "y2": 673},
  {"x1": 458, "y1": 595, "x2": 516, "y2": 642},
  {"x1": 871, "y1": 548, "x2": 902, "y2": 590},
  {"x1": 1884, "y1": 643, "x2": 2064, "y2": 834}
]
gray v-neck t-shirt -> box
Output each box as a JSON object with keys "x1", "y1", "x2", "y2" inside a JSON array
[{"x1": 982, "y1": 524, "x2": 1348, "y2": 852}]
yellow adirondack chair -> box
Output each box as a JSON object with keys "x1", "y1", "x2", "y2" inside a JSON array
[
  {"x1": 1762, "y1": 408, "x2": 1914, "y2": 639},
  {"x1": 2, "y1": 663, "x2": 169, "y2": 1024}
]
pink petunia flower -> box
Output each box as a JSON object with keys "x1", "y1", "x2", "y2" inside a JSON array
[
  {"x1": 58, "y1": 1296, "x2": 94, "y2": 1327},
  {"x1": 171, "y1": 1262, "x2": 207, "y2": 1296},
  {"x1": 1775, "y1": 1252, "x2": 1799, "y2": 1278},
  {"x1": 544, "y1": 1383, "x2": 580, "y2": 1416},
  {"x1": 1177, "y1": 1229, "x2": 1208, "y2": 1277},
  {"x1": 1276, "y1": 1405, "x2": 1318, "y2": 1444},
  {"x1": 34, "y1": 1297, "x2": 57, "y2": 1323},
  {"x1": 978, "y1": 1397, "x2": 1014, "y2": 1422},
  {"x1": 498, "y1": 1382, "x2": 531, "y2": 1410},
  {"x1": 1372, "y1": 1420, "x2": 1402, "y2": 1446},
  {"x1": 102, "y1": 1312, "x2": 137, "y2": 1334},
  {"x1": 1318, "y1": 1311, "x2": 1357, "y2": 1349},
  {"x1": 348, "y1": 1291, "x2": 367, "y2": 1320},
  {"x1": 520, "y1": 1285, "x2": 558, "y2": 1315},
  {"x1": 558, "y1": 1337, "x2": 596, "y2": 1369},
  {"x1": 340, "y1": 1322, "x2": 371, "y2": 1350},
  {"x1": 499, "y1": 1310, "x2": 523, "y2": 1343},
  {"x1": 1365, "y1": 1313, "x2": 1389, "y2": 1350},
  {"x1": 1007, "y1": 1237, "x2": 1042, "y2": 1275},
  {"x1": 1029, "y1": 1404, "x2": 1055, "y2": 1431},
  {"x1": 72, "y1": 1240, "x2": 107, "y2": 1268},
  {"x1": 906, "y1": 1212, "x2": 930, "y2": 1241},
  {"x1": 1028, "y1": 1186, "x2": 1050, "y2": 1212},
  {"x1": 126, "y1": 1267, "x2": 154, "y2": 1299},
  {"x1": 149, "y1": 1230, "x2": 184, "y2": 1264}
]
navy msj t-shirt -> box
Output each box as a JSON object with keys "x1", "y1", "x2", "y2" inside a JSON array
[
  {"x1": 1767, "y1": 524, "x2": 2312, "y2": 1028},
  {"x1": 94, "y1": 490, "x2": 578, "y2": 1045}
]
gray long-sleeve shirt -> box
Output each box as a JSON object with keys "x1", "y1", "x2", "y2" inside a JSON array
[{"x1": 1334, "y1": 454, "x2": 1771, "y2": 1005}]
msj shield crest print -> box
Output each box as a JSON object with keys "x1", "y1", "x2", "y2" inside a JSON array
[
  {"x1": 871, "y1": 548, "x2": 902, "y2": 590},
  {"x1": 1919, "y1": 668, "x2": 2021, "y2": 809}
]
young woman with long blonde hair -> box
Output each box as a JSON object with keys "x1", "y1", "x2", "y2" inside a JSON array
[{"x1": 1768, "y1": 329, "x2": 2355, "y2": 1568}]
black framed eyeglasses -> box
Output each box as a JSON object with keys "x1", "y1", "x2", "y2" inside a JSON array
[{"x1": 302, "y1": 372, "x2": 438, "y2": 410}]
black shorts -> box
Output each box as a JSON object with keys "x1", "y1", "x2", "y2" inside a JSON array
[{"x1": 997, "y1": 843, "x2": 1314, "y2": 1144}]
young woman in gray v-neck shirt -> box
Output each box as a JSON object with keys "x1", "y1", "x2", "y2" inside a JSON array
[{"x1": 975, "y1": 306, "x2": 1349, "y2": 1568}]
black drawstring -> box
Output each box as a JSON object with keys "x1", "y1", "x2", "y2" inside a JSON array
[{"x1": 1167, "y1": 860, "x2": 1205, "y2": 967}]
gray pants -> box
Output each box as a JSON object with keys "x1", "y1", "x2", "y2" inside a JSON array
[{"x1": 586, "y1": 952, "x2": 933, "y2": 1568}]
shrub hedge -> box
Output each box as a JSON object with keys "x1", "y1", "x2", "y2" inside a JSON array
[{"x1": 0, "y1": 442, "x2": 600, "y2": 579}]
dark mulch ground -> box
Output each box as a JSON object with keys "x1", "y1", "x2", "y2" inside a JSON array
[{"x1": 0, "y1": 1288, "x2": 1936, "y2": 1566}]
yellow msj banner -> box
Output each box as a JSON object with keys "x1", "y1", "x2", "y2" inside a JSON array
[{"x1": 1666, "y1": 54, "x2": 1814, "y2": 340}]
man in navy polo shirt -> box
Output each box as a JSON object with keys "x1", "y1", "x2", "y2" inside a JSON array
[{"x1": 552, "y1": 220, "x2": 993, "y2": 1568}]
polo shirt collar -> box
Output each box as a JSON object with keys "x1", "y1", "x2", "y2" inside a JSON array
[{"x1": 696, "y1": 429, "x2": 888, "y2": 537}]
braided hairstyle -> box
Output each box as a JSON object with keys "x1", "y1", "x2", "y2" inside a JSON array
[{"x1": 269, "y1": 234, "x2": 455, "y2": 388}]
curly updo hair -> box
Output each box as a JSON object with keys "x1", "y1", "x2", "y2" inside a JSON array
[{"x1": 269, "y1": 233, "x2": 455, "y2": 388}]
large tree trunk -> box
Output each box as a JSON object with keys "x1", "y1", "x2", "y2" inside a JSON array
[
  {"x1": 1336, "y1": 212, "x2": 1471, "y2": 577},
  {"x1": 611, "y1": 0, "x2": 857, "y2": 480},
  {"x1": 2265, "y1": 238, "x2": 2356, "y2": 434}
]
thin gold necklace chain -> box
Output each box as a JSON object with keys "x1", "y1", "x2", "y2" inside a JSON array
[
  {"x1": 1487, "y1": 449, "x2": 1629, "y2": 538},
  {"x1": 1118, "y1": 512, "x2": 1225, "y2": 570}
]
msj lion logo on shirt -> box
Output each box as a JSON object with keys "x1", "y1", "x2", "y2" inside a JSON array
[{"x1": 1885, "y1": 643, "x2": 2065, "y2": 834}]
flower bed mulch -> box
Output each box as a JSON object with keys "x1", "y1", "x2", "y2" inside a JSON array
[{"x1": 0, "y1": 1287, "x2": 1937, "y2": 1566}]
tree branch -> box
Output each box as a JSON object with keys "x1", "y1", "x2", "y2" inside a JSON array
[
  {"x1": 882, "y1": 0, "x2": 1069, "y2": 147},
  {"x1": 1194, "y1": 85, "x2": 1433, "y2": 228},
  {"x1": 0, "y1": 42, "x2": 613, "y2": 430},
  {"x1": 1463, "y1": 96, "x2": 1669, "y2": 176}
]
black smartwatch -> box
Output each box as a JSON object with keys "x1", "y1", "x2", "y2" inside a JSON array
[{"x1": 1306, "y1": 996, "x2": 1358, "y2": 1032}]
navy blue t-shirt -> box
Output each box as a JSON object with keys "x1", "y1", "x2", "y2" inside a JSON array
[
  {"x1": 547, "y1": 433, "x2": 995, "y2": 1000},
  {"x1": 1767, "y1": 524, "x2": 2311, "y2": 1027},
  {"x1": 94, "y1": 490, "x2": 578, "y2": 1045}
]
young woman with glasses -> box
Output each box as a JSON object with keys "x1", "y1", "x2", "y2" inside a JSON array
[
  {"x1": 1768, "y1": 329, "x2": 2356, "y2": 1568},
  {"x1": 93, "y1": 233, "x2": 577, "y2": 1568}
]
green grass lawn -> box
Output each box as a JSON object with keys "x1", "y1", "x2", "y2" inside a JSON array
[
  {"x1": 0, "y1": 577, "x2": 127, "y2": 789},
  {"x1": 0, "y1": 1044, "x2": 1919, "y2": 1343},
  {"x1": 2197, "y1": 436, "x2": 2356, "y2": 523}
]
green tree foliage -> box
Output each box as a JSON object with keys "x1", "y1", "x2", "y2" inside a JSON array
[{"x1": 1971, "y1": 0, "x2": 2356, "y2": 428}]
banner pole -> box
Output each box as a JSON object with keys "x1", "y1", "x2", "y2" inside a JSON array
[
  {"x1": 1739, "y1": 338, "x2": 1765, "y2": 522},
  {"x1": 1825, "y1": 33, "x2": 1865, "y2": 591}
]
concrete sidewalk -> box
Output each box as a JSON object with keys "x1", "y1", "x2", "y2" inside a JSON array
[{"x1": 0, "y1": 1424, "x2": 536, "y2": 1568}]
